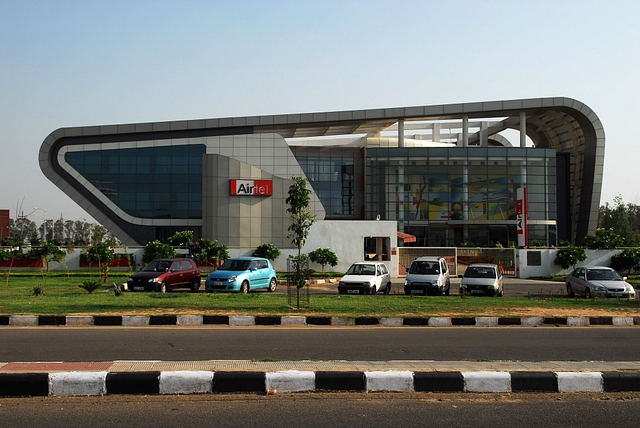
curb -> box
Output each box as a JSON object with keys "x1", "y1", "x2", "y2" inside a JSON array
[
  {"x1": 2, "y1": 370, "x2": 640, "y2": 397},
  {"x1": 2, "y1": 315, "x2": 640, "y2": 327}
]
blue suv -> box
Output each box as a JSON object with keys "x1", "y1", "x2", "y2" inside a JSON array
[{"x1": 205, "y1": 257, "x2": 278, "y2": 293}]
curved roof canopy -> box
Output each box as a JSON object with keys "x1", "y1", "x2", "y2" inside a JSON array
[{"x1": 40, "y1": 97, "x2": 603, "y2": 244}]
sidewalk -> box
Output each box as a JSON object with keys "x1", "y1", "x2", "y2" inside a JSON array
[{"x1": 1, "y1": 360, "x2": 640, "y2": 396}]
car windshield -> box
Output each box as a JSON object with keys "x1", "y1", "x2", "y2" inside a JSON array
[
  {"x1": 218, "y1": 259, "x2": 252, "y2": 271},
  {"x1": 586, "y1": 269, "x2": 622, "y2": 281},
  {"x1": 142, "y1": 260, "x2": 171, "y2": 272},
  {"x1": 465, "y1": 267, "x2": 496, "y2": 278},
  {"x1": 345, "y1": 264, "x2": 376, "y2": 276},
  {"x1": 408, "y1": 261, "x2": 440, "y2": 275}
]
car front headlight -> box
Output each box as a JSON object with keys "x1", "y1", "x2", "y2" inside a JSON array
[
  {"x1": 339, "y1": 281, "x2": 345, "y2": 286},
  {"x1": 127, "y1": 278, "x2": 133, "y2": 282},
  {"x1": 404, "y1": 279, "x2": 411, "y2": 286},
  {"x1": 363, "y1": 281, "x2": 372, "y2": 287},
  {"x1": 148, "y1": 278, "x2": 159, "y2": 283},
  {"x1": 592, "y1": 284, "x2": 606, "y2": 291},
  {"x1": 432, "y1": 280, "x2": 441, "y2": 286},
  {"x1": 228, "y1": 275, "x2": 237, "y2": 282}
]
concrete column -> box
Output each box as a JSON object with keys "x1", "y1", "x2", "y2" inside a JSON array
[
  {"x1": 520, "y1": 112, "x2": 527, "y2": 147},
  {"x1": 462, "y1": 164, "x2": 469, "y2": 220},
  {"x1": 398, "y1": 119, "x2": 405, "y2": 148},
  {"x1": 433, "y1": 123, "x2": 440, "y2": 142},
  {"x1": 480, "y1": 121, "x2": 488, "y2": 147},
  {"x1": 462, "y1": 116, "x2": 469, "y2": 147}
]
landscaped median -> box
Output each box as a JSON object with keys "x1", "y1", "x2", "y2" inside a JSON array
[{"x1": 0, "y1": 274, "x2": 639, "y2": 320}]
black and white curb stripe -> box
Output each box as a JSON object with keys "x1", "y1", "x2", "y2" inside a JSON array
[
  {"x1": 1, "y1": 370, "x2": 639, "y2": 397},
  {"x1": 2, "y1": 315, "x2": 640, "y2": 327}
]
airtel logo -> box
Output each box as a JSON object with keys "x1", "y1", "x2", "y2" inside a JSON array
[{"x1": 230, "y1": 179, "x2": 273, "y2": 196}]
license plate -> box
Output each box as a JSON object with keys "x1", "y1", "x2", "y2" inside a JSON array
[
  {"x1": 413, "y1": 289, "x2": 424, "y2": 294},
  {"x1": 213, "y1": 281, "x2": 223, "y2": 286},
  {"x1": 471, "y1": 290, "x2": 483, "y2": 294},
  {"x1": 347, "y1": 289, "x2": 359, "y2": 294},
  {"x1": 133, "y1": 286, "x2": 145, "y2": 291}
]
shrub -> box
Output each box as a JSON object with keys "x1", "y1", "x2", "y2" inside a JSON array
[
  {"x1": 554, "y1": 245, "x2": 587, "y2": 270},
  {"x1": 253, "y1": 243, "x2": 281, "y2": 261},
  {"x1": 583, "y1": 228, "x2": 625, "y2": 249},
  {"x1": 143, "y1": 240, "x2": 176, "y2": 264},
  {"x1": 194, "y1": 239, "x2": 229, "y2": 264},
  {"x1": 168, "y1": 230, "x2": 194, "y2": 247},
  {"x1": 610, "y1": 248, "x2": 640, "y2": 275},
  {"x1": 79, "y1": 280, "x2": 103, "y2": 294},
  {"x1": 308, "y1": 248, "x2": 338, "y2": 273},
  {"x1": 31, "y1": 285, "x2": 44, "y2": 296}
]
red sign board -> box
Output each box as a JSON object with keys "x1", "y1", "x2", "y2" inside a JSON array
[{"x1": 230, "y1": 179, "x2": 273, "y2": 196}]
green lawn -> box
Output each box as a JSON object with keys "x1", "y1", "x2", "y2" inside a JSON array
[{"x1": 1, "y1": 273, "x2": 639, "y2": 318}]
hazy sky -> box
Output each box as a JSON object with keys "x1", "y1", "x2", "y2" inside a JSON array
[{"x1": 2, "y1": 0, "x2": 639, "y2": 225}]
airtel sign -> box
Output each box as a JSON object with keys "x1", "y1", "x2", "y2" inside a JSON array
[{"x1": 230, "y1": 179, "x2": 273, "y2": 196}]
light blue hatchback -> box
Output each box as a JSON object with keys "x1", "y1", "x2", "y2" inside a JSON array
[{"x1": 205, "y1": 257, "x2": 278, "y2": 294}]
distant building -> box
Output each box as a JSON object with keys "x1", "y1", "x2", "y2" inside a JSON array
[
  {"x1": 0, "y1": 210, "x2": 9, "y2": 240},
  {"x1": 39, "y1": 97, "x2": 603, "y2": 252}
]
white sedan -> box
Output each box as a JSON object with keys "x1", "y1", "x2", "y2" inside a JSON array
[{"x1": 566, "y1": 266, "x2": 636, "y2": 299}]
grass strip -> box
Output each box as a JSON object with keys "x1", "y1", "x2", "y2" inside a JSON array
[{"x1": 1, "y1": 275, "x2": 639, "y2": 317}]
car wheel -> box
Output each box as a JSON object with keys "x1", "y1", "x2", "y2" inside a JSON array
[
  {"x1": 566, "y1": 283, "x2": 575, "y2": 298},
  {"x1": 240, "y1": 280, "x2": 249, "y2": 294},
  {"x1": 384, "y1": 282, "x2": 391, "y2": 295},
  {"x1": 498, "y1": 287, "x2": 503, "y2": 297},
  {"x1": 268, "y1": 278, "x2": 277, "y2": 292},
  {"x1": 190, "y1": 278, "x2": 200, "y2": 293},
  {"x1": 585, "y1": 287, "x2": 592, "y2": 298}
]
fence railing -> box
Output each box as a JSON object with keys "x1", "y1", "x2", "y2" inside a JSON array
[{"x1": 397, "y1": 247, "x2": 517, "y2": 277}]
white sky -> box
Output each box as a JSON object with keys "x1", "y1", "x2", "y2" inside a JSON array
[{"x1": 2, "y1": 0, "x2": 639, "y2": 225}]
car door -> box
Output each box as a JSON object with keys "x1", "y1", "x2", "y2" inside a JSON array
[
  {"x1": 167, "y1": 261, "x2": 183, "y2": 288},
  {"x1": 571, "y1": 268, "x2": 586, "y2": 295},
  {"x1": 379, "y1": 263, "x2": 390, "y2": 290},
  {"x1": 247, "y1": 260, "x2": 263, "y2": 288},
  {"x1": 181, "y1": 259, "x2": 196, "y2": 285}
]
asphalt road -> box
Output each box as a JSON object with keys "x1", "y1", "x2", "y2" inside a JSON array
[
  {"x1": 1, "y1": 327, "x2": 639, "y2": 362},
  {"x1": 2, "y1": 393, "x2": 640, "y2": 428}
]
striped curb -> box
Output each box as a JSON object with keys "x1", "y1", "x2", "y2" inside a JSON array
[
  {"x1": 1, "y1": 370, "x2": 640, "y2": 397},
  {"x1": 1, "y1": 315, "x2": 639, "y2": 327}
]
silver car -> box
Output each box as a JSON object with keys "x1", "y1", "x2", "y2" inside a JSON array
[
  {"x1": 460, "y1": 263, "x2": 503, "y2": 297},
  {"x1": 566, "y1": 266, "x2": 636, "y2": 299}
]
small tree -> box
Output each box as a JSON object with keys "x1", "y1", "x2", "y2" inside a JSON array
[
  {"x1": 309, "y1": 248, "x2": 338, "y2": 273},
  {"x1": 286, "y1": 176, "x2": 317, "y2": 309},
  {"x1": 253, "y1": 243, "x2": 281, "y2": 261},
  {"x1": 554, "y1": 245, "x2": 587, "y2": 270},
  {"x1": 168, "y1": 230, "x2": 194, "y2": 247},
  {"x1": 610, "y1": 248, "x2": 640, "y2": 276},
  {"x1": 83, "y1": 242, "x2": 115, "y2": 282},
  {"x1": 27, "y1": 242, "x2": 65, "y2": 272},
  {"x1": 143, "y1": 240, "x2": 176, "y2": 264},
  {"x1": 194, "y1": 238, "x2": 229, "y2": 265}
]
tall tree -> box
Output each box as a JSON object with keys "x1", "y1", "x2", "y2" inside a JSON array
[{"x1": 286, "y1": 176, "x2": 317, "y2": 309}]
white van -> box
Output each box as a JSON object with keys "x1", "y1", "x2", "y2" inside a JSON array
[{"x1": 404, "y1": 257, "x2": 451, "y2": 296}]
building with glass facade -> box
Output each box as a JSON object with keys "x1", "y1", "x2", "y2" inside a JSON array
[{"x1": 39, "y1": 97, "x2": 603, "y2": 251}]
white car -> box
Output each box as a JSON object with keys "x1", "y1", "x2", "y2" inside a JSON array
[
  {"x1": 404, "y1": 256, "x2": 451, "y2": 296},
  {"x1": 460, "y1": 263, "x2": 504, "y2": 297},
  {"x1": 338, "y1": 262, "x2": 392, "y2": 295}
]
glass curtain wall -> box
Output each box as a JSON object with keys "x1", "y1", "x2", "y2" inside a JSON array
[
  {"x1": 366, "y1": 147, "x2": 557, "y2": 247},
  {"x1": 65, "y1": 145, "x2": 206, "y2": 219}
]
